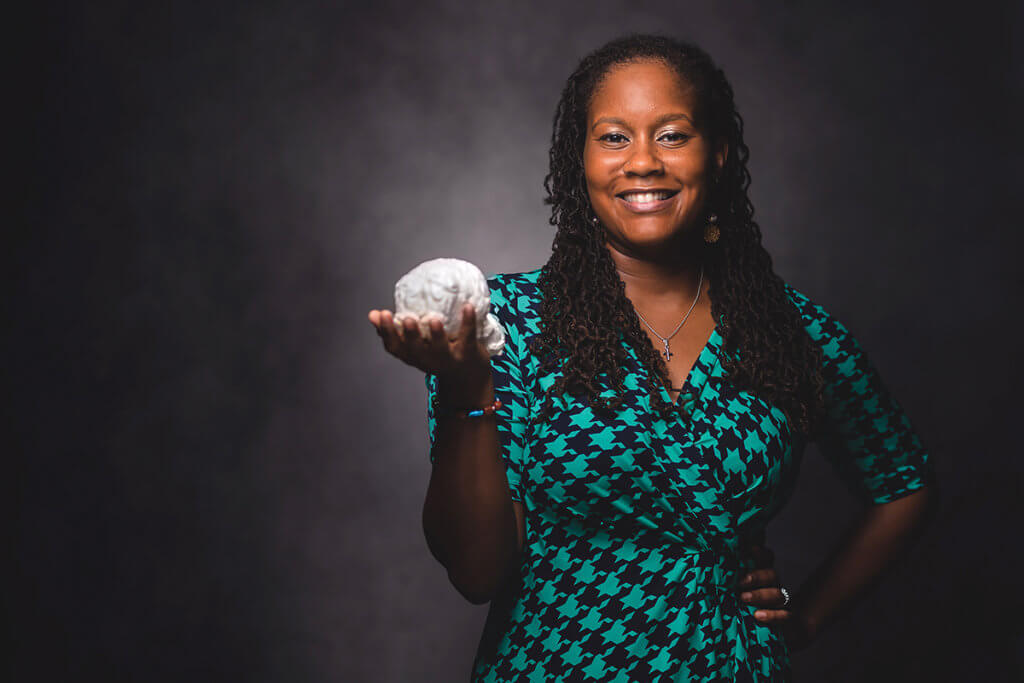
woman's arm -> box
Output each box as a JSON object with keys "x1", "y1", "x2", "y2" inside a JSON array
[
  {"x1": 781, "y1": 284, "x2": 936, "y2": 647},
  {"x1": 422, "y1": 369, "x2": 523, "y2": 605},
  {"x1": 370, "y1": 304, "x2": 523, "y2": 605},
  {"x1": 786, "y1": 485, "x2": 936, "y2": 648}
]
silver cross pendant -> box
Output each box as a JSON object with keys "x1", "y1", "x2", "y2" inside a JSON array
[{"x1": 662, "y1": 340, "x2": 673, "y2": 360}]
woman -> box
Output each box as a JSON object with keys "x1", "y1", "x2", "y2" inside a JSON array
[{"x1": 369, "y1": 34, "x2": 933, "y2": 681}]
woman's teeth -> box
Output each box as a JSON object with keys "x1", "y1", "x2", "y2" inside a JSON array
[{"x1": 622, "y1": 191, "x2": 673, "y2": 203}]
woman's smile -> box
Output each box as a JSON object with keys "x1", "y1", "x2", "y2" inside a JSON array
[{"x1": 617, "y1": 188, "x2": 681, "y2": 213}]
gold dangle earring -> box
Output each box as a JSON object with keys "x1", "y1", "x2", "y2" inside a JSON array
[{"x1": 703, "y1": 213, "x2": 720, "y2": 244}]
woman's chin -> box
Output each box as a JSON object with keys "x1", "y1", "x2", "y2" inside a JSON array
[{"x1": 613, "y1": 225, "x2": 692, "y2": 250}]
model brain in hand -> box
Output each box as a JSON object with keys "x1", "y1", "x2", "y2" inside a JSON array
[{"x1": 392, "y1": 258, "x2": 506, "y2": 357}]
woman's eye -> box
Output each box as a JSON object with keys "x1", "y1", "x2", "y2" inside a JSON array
[
  {"x1": 599, "y1": 133, "x2": 628, "y2": 143},
  {"x1": 660, "y1": 132, "x2": 691, "y2": 143}
]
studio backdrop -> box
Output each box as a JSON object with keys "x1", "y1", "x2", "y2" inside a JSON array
[{"x1": 14, "y1": 1, "x2": 1022, "y2": 681}]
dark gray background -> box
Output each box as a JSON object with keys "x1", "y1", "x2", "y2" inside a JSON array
[{"x1": 13, "y1": 1, "x2": 1022, "y2": 681}]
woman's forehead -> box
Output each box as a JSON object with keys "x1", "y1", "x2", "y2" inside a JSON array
[{"x1": 588, "y1": 60, "x2": 696, "y2": 123}]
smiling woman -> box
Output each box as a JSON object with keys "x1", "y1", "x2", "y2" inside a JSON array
[{"x1": 370, "y1": 33, "x2": 934, "y2": 682}]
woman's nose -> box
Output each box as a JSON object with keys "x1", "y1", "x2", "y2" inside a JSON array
[{"x1": 623, "y1": 141, "x2": 664, "y2": 176}]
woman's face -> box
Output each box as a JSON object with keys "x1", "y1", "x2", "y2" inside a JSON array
[{"x1": 584, "y1": 59, "x2": 725, "y2": 258}]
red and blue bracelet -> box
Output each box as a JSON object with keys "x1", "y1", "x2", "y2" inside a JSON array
[{"x1": 435, "y1": 398, "x2": 503, "y2": 419}]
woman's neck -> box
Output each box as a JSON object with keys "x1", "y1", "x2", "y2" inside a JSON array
[{"x1": 604, "y1": 239, "x2": 706, "y2": 305}]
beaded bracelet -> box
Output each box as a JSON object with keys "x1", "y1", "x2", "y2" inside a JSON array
[{"x1": 435, "y1": 398, "x2": 503, "y2": 419}]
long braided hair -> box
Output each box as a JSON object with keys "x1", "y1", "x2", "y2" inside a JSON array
[{"x1": 527, "y1": 34, "x2": 827, "y2": 438}]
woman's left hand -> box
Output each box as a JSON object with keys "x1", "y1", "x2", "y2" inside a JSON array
[{"x1": 737, "y1": 542, "x2": 819, "y2": 651}]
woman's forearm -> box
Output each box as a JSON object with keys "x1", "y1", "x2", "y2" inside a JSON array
[
  {"x1": 790, "y1": 486, "x2": 935, "y2": 639},
  {"x1": 421, "y1": 372, "x2": 520, "y2": 605}
]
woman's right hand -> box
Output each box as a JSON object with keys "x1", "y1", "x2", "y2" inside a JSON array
[{"x1": 367, "y1": 303, "x2": 491, "y2": 385}]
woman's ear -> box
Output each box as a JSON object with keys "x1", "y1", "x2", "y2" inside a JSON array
[{"x1": 715, "y1": 141, "x2": 729, "y2": 175}]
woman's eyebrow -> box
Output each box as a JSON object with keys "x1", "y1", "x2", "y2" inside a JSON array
[{"x1": 591, "y1": 112, "x2": 694, "y2": 131}]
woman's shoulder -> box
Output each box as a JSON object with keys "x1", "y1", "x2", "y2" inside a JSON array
[
  {"x1": 484, "y1": 268, "x2": 544, "y2": 313},
  {"x1": 482, "y1": 268, "x2": 544, "y2": 346},
  {"x1": 485, "y1": 267, "x2": 543, "y2": 294},
  {"x1": 780, "y1": 279, "x2": 860, "y2": 356},
  {"x1": 781, "y1": 279, "x2": 824, "y2": 319}
]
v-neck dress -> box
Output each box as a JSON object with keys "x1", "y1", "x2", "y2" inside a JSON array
[{"x1": 424, "y1": 269, "x2": 932, "y2": 682}]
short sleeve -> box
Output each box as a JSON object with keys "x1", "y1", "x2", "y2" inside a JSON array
[
  {"x1": 424, "y1": 275, "x2": 532, "y2": 503},
  {"x1": 789, "y1": 285, "x2": 934, "y2": 505}
]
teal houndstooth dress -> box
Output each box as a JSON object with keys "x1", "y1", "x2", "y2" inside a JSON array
[{"x1": 425, "y1": 269, "x2": 932, "y2": 682}]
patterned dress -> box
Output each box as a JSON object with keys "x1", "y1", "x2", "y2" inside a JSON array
[{"x1": 425, "y1": 269, "x2": 932, "y2": 682}]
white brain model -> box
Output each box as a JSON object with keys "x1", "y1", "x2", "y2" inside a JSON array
[{"x1": 392, "y1": 258, "x2": 506, "y2": 357}]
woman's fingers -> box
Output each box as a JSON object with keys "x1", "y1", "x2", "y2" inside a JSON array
[
  {"x1": 426, "y1": 316, "x2": 447, "y2": 355},
  {"x1": 753, "y1": 608, "x2": 791, "y2": 624},
  {"x1": 737, "y1": 566, "x2": 791, "y2": 621},
  {"x1": 370, "y1": 305, "x2": 481, "y2": 375},
  {"x1": 396, "y1": 316, "x2": 421, "y2": 360},
  {"x1": 378, "y1": 310, "x2": 406, "y2": 356},
  {"x1": 401, "y1": 315, "x2": 423, "y2": 343},
  {"x1": 740, "y1": 587, "x2": 788, "y2": 608},
  {"x1": 458, "y1": 303, "x2": 476, "y2": 345},
  {"x1": 738, "y1": 568, "x2": 777, "y2": 589}
]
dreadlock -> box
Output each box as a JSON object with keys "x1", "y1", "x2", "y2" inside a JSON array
[{"x1": 528, "y1": 34, "x2": 827, "y2": 438}]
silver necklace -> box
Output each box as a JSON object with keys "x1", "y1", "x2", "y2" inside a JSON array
[{"x1": 632, "y1": 265, "x2": 704, "y2": 362}]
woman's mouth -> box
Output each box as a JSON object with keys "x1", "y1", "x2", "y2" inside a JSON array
[{"x1": 616, "y1": 189, "x2": 680, "y2": 213}]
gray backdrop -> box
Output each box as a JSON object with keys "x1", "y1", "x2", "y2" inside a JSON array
[{"x1": 14, "y1": 1, "x2": 1023, "y2": 681}]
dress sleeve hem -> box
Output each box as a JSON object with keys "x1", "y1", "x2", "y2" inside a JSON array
[{"x1": 867, "y1": 477, "x2": 932, "y2": 506}]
